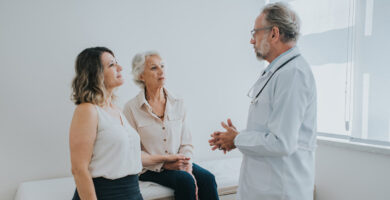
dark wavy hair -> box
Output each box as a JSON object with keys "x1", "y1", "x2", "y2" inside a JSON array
[{"x1": 71, "y1": 47, "x2": 114, "y2": 106}]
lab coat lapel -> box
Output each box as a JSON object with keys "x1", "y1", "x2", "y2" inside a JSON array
[{"x1": 250, "y1": 47, "x2": 301, "y2": 103}]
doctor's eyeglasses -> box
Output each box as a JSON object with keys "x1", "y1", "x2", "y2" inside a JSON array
[{"x1": 251, "y1": 26, "x2": 273, "y2": 40}]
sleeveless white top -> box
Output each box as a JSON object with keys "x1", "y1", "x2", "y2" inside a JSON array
[{"x1": 89, "y1": 106, "x2": 142, "y2": 179}]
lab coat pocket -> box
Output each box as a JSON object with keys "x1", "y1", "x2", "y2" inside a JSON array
[{"x1": 245, "y1": 157, "x2": 272, "y2": 192}]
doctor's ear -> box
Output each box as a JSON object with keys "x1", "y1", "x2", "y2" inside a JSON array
[{"x1": 271, "y1": 26, "x2": 280, "y2": 40}]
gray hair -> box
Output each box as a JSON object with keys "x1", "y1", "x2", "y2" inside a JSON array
[
  {"x1": 261, "y1": 2, "x2": 300, "y2": 43},
  {"x1": 131, "y1": 50, "x2": 161, "y2": 88}
]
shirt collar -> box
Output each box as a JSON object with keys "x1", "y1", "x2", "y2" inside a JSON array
[
  {"x1": 263, "y1": 46, "x2": 300, "y2": 75},
  {"x1": 136, "y1": 87, "x2": 178, "y2": 108}
]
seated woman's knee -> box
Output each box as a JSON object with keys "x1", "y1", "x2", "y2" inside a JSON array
[
  {"x1": 207, "y1": 171, "x2": 216, "y2": 181},
  {"x1": 202, "y1": 170, "x2": 216, "y2": 185},
  {"x1": 176, "y1": 171, "x2": 196, "y2": 188},
  {"x1": 193, "y1": 166, "x2": 217, "y2": 187}
]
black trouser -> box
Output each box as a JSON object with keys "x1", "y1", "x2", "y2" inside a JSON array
[
  {"x1": 139, "y1": 163, "x2": 219, "y2": 200},
  {"x1": 72, "y1": 174, "x2": 143, "y2": 200}
]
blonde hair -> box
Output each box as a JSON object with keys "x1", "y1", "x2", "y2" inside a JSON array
[{"x1": 71, "y1": 47, "x2": 114, "y2": 106}]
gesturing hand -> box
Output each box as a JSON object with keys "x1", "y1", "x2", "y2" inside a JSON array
[{"x1": 209, "y1": 118, "x2": 238, "y2": 153}]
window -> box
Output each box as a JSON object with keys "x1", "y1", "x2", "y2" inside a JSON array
[
  {"x1": 350, "y1": 0, "x2": 390, "y2": 142},
  {"x1": 269, "y1": 0, "x2": 390, "y2": 144}
]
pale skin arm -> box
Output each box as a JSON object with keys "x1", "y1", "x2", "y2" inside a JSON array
[
  {"x1": 139, "y1": 140, "x2": 190, "y2": 169},
  {"x1": 69, "y1": 103, "x2": 98, "y2": 200},
  {"x1": 162, "y1": 156, "x2": 190, "y2": 170},
  {"x1": 142, "y1": 153, "x2": 190, "y2": 167}
]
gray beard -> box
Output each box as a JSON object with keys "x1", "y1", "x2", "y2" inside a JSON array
[{"x1": 256, "y1": 50, "x2": 266, "y2": 61}]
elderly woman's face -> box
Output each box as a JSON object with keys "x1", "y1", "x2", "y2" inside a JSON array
[{"x1": 140, "y1": 55, "x2": 165, "y2": 88}]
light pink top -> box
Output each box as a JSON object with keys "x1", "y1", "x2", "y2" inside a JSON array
[{"x1": 123, "y1": 88, "x2": 193, "y2": 172}]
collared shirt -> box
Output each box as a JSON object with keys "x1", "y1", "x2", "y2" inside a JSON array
[
  {"x1": 234, "y1": 47, "x2": 317, "y2": 200},
  {"x1": 123, "y1": 88, "x2": 193, "y2": 173},
  {"x1": 263, "y1": 46, "x2": 296, "y2": 75}
]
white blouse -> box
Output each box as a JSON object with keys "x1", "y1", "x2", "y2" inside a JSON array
[
  {"x1": 89, "y1": 106, "x2": 142, "y2": 179},
  {"x1": 123, "y1": 89, "x2": 193, "y2": 172}
]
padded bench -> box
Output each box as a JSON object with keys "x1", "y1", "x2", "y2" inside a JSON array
[{"x1": 15, "y1": 157, "x2": 241, "y2": 200}]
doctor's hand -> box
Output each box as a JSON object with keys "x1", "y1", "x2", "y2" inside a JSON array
[{"x1": 209, "y1": 118, "x2": 239, "y2": 153}]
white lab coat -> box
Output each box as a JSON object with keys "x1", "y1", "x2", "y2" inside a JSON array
[{"x1": 234, "y1": 47, "x2": 317, "y2": 200}]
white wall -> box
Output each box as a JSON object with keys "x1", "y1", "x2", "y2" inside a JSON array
[
  {"x1": 315, "y1": 139, "x2": 390, "y2": 200},
  {"x1": 3, "y1": 1, "x2": 389, "y2": 200},
  {"x1": 0, "y1": 0, "x2": 264, "y2": 199}
]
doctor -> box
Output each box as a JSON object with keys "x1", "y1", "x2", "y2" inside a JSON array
[{"x1": 209, "y1": 2, "x2": 317, "y2": 200}]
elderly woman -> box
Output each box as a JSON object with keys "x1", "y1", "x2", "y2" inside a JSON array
[
  {"x1": 123, "y1": 51, "x2": 219, "y2": 200},
  {"x1": 69, "y1": 47, "x2": 182, "y2": 200}
]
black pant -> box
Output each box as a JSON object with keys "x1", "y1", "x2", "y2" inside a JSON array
[
  {"x1": 139, "y1": 163, "x2": 219, "y2": 200},
  {"x1": 72, "y1": 174, "x2": 143, "y2": 200}
]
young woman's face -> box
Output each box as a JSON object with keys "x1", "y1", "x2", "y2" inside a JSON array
[{"x1": 101, "y1": 52, "x2": 123, "y2": 89}]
